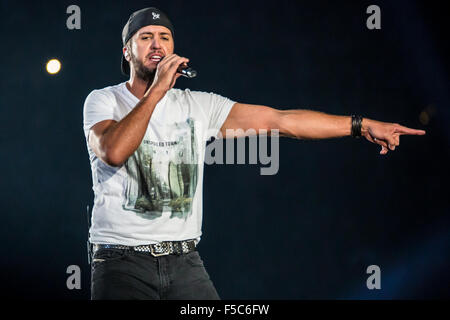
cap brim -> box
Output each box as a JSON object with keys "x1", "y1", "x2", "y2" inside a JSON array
[{"x1": 121, "y1": 55, "x2": 130, "y2": 76}]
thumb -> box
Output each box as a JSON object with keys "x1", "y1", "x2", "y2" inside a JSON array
[{"x1": 380, "y1": 145, "x2": 389, "y2": 155}]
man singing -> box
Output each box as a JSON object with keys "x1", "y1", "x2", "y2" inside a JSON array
[{"x1": 83, "y1": 7, "x2": 425, "y2": 300}]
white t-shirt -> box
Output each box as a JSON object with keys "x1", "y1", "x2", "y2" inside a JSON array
[{"x1": 83, "y1": 82, "x2": 235, "y2": 246}]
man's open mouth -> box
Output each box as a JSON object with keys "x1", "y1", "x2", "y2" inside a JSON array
[{"x1": 149, "y1": 54, "x2": 163, "y2": 63}]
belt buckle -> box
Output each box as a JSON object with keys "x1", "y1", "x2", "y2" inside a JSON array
[{"x1": 150, "y1": 242, "x2": 171, "y2": 257}]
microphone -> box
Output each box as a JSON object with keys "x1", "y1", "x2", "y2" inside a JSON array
[{"x1": 177, "y1": 66, "x2": 197, "y2": 78}]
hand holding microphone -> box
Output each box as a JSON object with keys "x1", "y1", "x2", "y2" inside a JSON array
[{"x1": 150, "y1": 54, "x2": 197, "y2": 93}]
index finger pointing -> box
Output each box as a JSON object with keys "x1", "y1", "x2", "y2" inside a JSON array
[{"x1": 394, "y1": 125, "x2": 426, "y2": 136}]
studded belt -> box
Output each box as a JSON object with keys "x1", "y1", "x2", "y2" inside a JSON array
[{"x1": 92, "y1": 239, "x2": 197, "y2": 257}]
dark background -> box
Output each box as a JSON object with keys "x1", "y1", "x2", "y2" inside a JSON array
[{"x1": 0, "y1": 0, "x2": 448, "y2": 299}]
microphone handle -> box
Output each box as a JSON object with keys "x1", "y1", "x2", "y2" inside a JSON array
[{"x1": 177, "y1": 66, "x2": 197, "y2": 78}]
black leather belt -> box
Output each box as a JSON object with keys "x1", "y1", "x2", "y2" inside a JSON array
[{"x1": 92, "y1": 239, "x2": 197, "y2": 257}]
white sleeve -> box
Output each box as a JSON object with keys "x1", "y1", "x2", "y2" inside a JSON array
[
  {"x1": 83, "y1": 90, "x2": 118, "y2": 140},
  {"x1": 193, "y1": 91, "x2": 236, "y2": 140}
]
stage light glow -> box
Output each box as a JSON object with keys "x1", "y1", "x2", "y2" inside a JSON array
[
  {"x1": 419, "y1": 111, "x2": 429, "y2": 125},
  {"x1": 419, "y1": 105, "x2": 436, "y2": 125},
  {"x1": 46, "y1": 59, "x2": 61, "y2": 74}
]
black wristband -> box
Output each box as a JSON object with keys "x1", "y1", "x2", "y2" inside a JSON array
[{"x1": 351, "y1": 115, "x2": 363, "y2": 138}]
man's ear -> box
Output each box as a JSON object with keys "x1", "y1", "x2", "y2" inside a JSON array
[{"x1": 123, "y1": 46, "x2": 130, "y2": 62}]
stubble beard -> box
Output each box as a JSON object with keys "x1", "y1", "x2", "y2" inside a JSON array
[{"x1": 130, "y1": 52, "x2": 156, "y2": 83}]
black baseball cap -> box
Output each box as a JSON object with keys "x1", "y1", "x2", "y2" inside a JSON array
[{"x1": 121, "y1": 7, "x2": 175, "y2": 76}]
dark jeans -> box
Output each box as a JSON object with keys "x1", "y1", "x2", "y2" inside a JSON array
[{"x1": 91, "y1": 247, "x2": 220, "y2": 300}]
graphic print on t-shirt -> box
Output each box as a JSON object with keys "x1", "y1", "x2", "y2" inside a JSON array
[{"x1": 122, "y1": 118, "x2": 199, "y2": 220}]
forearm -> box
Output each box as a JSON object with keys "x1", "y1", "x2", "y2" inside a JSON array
[
  {"x1": 101, "y1": 87, "x2": 165, "y2": 165},
  {"x1": 278, "y1": 109, "x2": 370, "y2": 139}
]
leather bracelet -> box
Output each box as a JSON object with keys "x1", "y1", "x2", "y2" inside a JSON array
[{"x1": 351, "y1": 115, "x2": 363, "y2": 138}]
